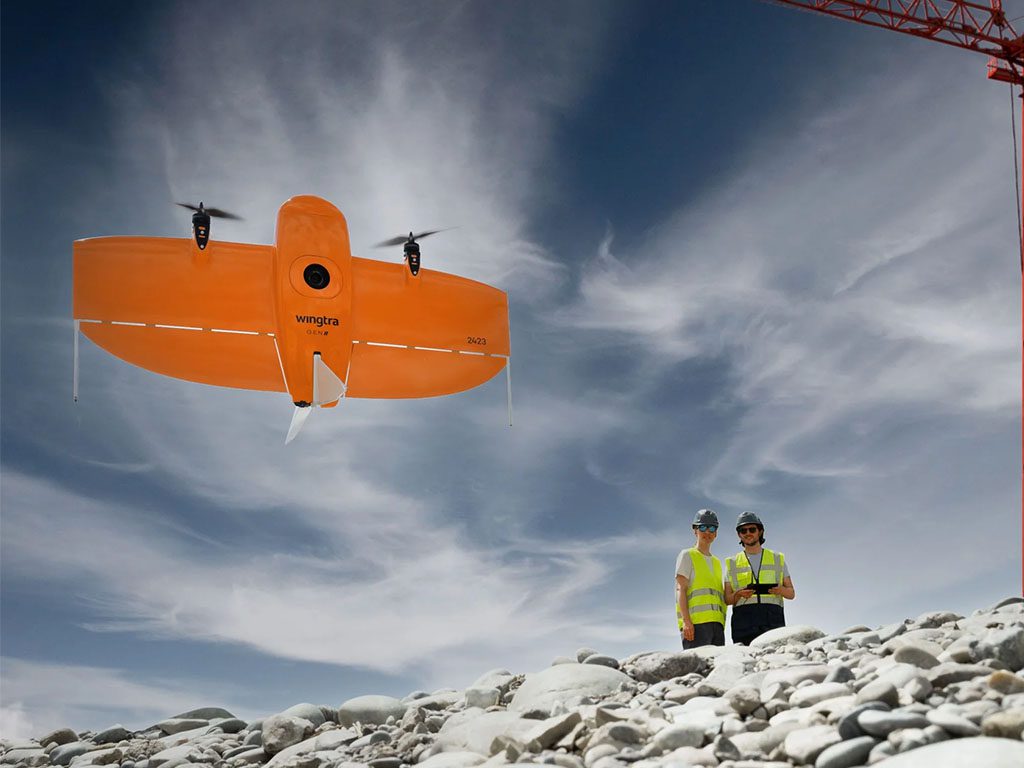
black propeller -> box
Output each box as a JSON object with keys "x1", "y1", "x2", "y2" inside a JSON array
[
  {"x1": 373, "y1": 228, "x2": 451, "y2": 248},
  {"x1": 175, "y1": 202, "x2": 243, "y2": 221}
]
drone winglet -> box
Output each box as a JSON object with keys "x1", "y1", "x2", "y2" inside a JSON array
[{"x1": 73, "y1": 320, "x2": 81, "y2": 402}]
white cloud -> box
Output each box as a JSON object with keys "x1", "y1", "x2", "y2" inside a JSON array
[
  {"x1": 0, "y1": 657, "x2": 243, "y2": 740},
  {"x1": 0, "y1": 470, "x2": 655, "y2": 672},
  {"x1": 555, "y1": 54, "x2": 1019, "y2": 500}
]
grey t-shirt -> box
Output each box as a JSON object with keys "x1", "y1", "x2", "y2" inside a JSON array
[{"x1": 675, "y1": 548, "x2": 717, "y2": 582}]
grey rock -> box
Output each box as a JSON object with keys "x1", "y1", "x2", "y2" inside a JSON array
[
  {"x1": 281, "y1": 704, "x2": 326, "y2": 728},
  {"x1": 262, "y1": 714, "x2": 315, "y2": 755},
  {"x1": 469, "y1": 669, "x2": 514, "y2": 691},
  {"x1": 790, "y1": 682, "x2": 851, "y2": 707},
  {"x1": 242, "y1": 729, "x2": 263, "y2": 746},
  {"x1": 978, "y1": 626, "x2": 1024, "y2": 671},
  {"x1": 576, "y1": 647, "x2": 599, "y2": 663},
  {"x1": 824, "y1": 665, "x2": 855, "y2": 684},
  {"x1": 465, "y1": 686, "x2": 500, "y2": 709},
  {"x1": 155, "y1": 718, "x2": 208, "y2": 735},
  {"x1": 91, "y1": 725, "x2": 133, "y2": 743},
  {"x1": 905, "y1": 676, "x2": 933, "y2": 702},
  {"x1": 583, "y1": 655, "x2": 620, "y2": 669},
  {"x1": 783, "y1": 724, "x2": 841, "y2": 764},
  {"x1": 524, "y1": 712, "x2": 582, "y2": 750},
  {"x1": 619, "y1": 651, "x2": 705, "y2": 683},
  {"x1": 981, "y1": 707, "x2": 1024, "y2": 739},
  {"x1": 369, "y1": 758, "x2": 402, "y2": 768},
  {"x1": 606, "y1": 723, "x2": 644, "y2": 744},
  {"x1": 337, "y1": 695, "x2": 407, "y2": 726},
  {"x1": 924, "y1": 709, "x2": 980, "y2": 736},
  {"x1": 839, "y1": 708, "x2": 888, "y2": 741},
  {"x1": 864, "y1": 736, "x2": 1024, "y2": 766},
  {"x1": 551, "y1": 655, "x2": 576, "y2": 665},
  {"x1": 658, "y1": 745, "x2": 717, "y2": 766},
  {"x1": 814, "y1": 735, "x2": 876, "y2": 768},
  {"x1": 0, "y1": 748, "x2": 48, "y2": 767},
  {"x1": 416, "y1": 752, "x2": 486, "y2": 768},
  {"x1": 927, "y1": 662, "x2": 992, "y2": 688},
  {"x1": 208, "y1": 717, "x2": 247, "y2": 734},
  {"x1": 705, "y1": 659, "x2": 750, "y2": 692},
  {"x1": 712, "y1": 734, "x2": 740, "y2": 761},
  {"x1": 876, "y1": 621, "x2": 908, "y2": 644},
  {"x1": 50, "y1": 741, "x2": 93, "y2": 766},
  {"x1": 726, "y1": 685, "x2": 761, "y2": 716},
  {"x1": 751, "y1": 625, "x2": 826, "y2": 649},
  {"x1": 652, "y1": 723, "x2": 705, "y2": 751},
  {"x1": 510, "y1": 663, "x2": 634, "y2": 715},
  {"x1": 854, "y1": 679, "x2": 899, "y2": 708},
  {"x1": 169, "y1": 707, "x2": 234, "y2": 720},
  {"x1": 857, "y1": 709, "x2": 929, "y2": 737},
  {"x1": 893, "y1": 645, "x2": 940, "y2": 669},
  {"x1": 438, "y1": 711, "x2": 537, "y2": 756},
  {"x1": 39, "y1": 728, "x2": 79, "y2": 747},
  {"x1": 761, "y1": 663, "x2": 830, "y2": 691},
  {"x1": 913, "y1": 610, "x2": 962, "y2": 628},
  {"x1": 869, "y1": 740, "x2": 896, "y2": 763}
]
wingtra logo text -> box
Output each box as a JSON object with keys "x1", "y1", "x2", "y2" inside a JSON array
[{"x1": 295, "y1": 314, "x2": 340, "y2": 328}]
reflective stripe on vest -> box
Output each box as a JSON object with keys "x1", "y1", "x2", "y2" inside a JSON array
[
  {"x1": 726, "y1": 549, "x2": 785, "y2": 608},
  {"x1": 677, "y1": 549, "x2": 725, "y2": 627}
]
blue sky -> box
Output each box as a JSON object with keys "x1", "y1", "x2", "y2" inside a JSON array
[{"x1": 2, "y1": 0, "x2": 1021, "y2": 739}]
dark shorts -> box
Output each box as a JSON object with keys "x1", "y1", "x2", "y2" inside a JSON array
[{"x1": 682, "y1": 621, "x2": 725, "y2": 649}]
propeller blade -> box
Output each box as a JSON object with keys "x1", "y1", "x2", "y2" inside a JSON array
[
  {"x1": 175, "y1": 202, "x2": 243, "y2": 220},
  {"x1": 285, "y1": 406, "x2": 312, "y2": 445},
  {"x1": 372, "y1": 227, "x2": 455, "y2": 248},
  {"x1": 374, "y1": 234, "x2": 412, "y2": 247},
  {"x1": 205, "y1": 207, "x2": 243, "y2": 220}
]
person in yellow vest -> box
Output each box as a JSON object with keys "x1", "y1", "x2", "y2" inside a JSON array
[
  {"x1": 675, "y1": 508, "x2": 726, "y2": 648},
  {"x1": 724, "y1": 511, "x2": 796, "y2": 645}
]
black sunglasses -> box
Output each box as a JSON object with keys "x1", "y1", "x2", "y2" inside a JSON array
[{"x1": 738, "y1": 525, "x2": 760, "y2": 534}]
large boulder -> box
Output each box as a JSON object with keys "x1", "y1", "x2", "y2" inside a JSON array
[
  {"x1": 280, "y1": 703, "x2": 326, "y2": 728},
  {"x1": 509, "y1": 663, "x2": 634, "y2": 715},
  {"x1": 867, "y1": 737, "x2": 1024, "y2": 767},
  {"x1": 750, "y1": 625, "x2": 825, "y2": 649},
  {"x1": 619, "y1": 652, "x2": 706, "y2": 683},
  {"x1": 261, "y1": 714, "x2": 315, "y2": 755},
  {"x1": 337, "y1": 695, "x2": 407, "y2": 726}
]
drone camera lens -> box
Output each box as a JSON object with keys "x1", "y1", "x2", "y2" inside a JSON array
[{"x1": 303, "y1": 263, "x2": 330, "y2": 290}]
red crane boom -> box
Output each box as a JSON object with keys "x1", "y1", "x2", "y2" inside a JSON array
[{"x1": 765, "y1": 1, "x2": 1024, "y2": 593}]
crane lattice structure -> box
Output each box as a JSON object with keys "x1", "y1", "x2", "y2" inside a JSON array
[{"x1": 766, "y1": 1, "x2": 1024, "y2": 592}]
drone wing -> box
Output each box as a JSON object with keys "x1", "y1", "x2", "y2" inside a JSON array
[
  {"x1": 347, "y1": 258, "x2": 509, "y2": 399},
  {"x1": 73, "y1": 237, "x2": 285, "y2": 392}
]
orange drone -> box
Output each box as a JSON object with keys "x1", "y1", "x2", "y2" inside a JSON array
[{"x1": 73, "y1": 195, "x2": 511, "y2": 442}]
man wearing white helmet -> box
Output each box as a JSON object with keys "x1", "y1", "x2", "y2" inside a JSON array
[
  {"x1": 724, "y1": 511, "x2": 795, "y2": 645},
  {"x1": 675, "y1": 508, "x2": 726, "y2": 648}
]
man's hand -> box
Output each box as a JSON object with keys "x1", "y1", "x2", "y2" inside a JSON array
[
  {"x1": 737, "y1": 588, "x2": 755, "y2": 600},
  {"x1": 768, "y1": 586, "x2": 784, "y2": 596},
  {"x1": 682, "y1": 619, "x2": 695, "y2": 641}
]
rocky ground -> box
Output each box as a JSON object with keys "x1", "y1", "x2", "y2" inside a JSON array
[{"x1": 3, "y1": 597, "x2": 1024, "y2": 768}]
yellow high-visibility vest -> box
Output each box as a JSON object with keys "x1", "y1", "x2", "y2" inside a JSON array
[
  {"x1": 726, "y1": 548, "x2": 785, "y2": 608},
  {"x1": 677, "y1": 549, "x2": 725, "y2": 627}
]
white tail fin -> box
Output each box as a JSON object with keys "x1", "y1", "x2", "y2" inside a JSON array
[
  {"x1": 285, "y1": 406, "x2": 312, "y2": 444},
  {"x1": 285, "y1": 354, "x2": 347, "y2": 444},
  {"x1": 312, "y1": 353, "x2": 345, "y2": 405}
]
